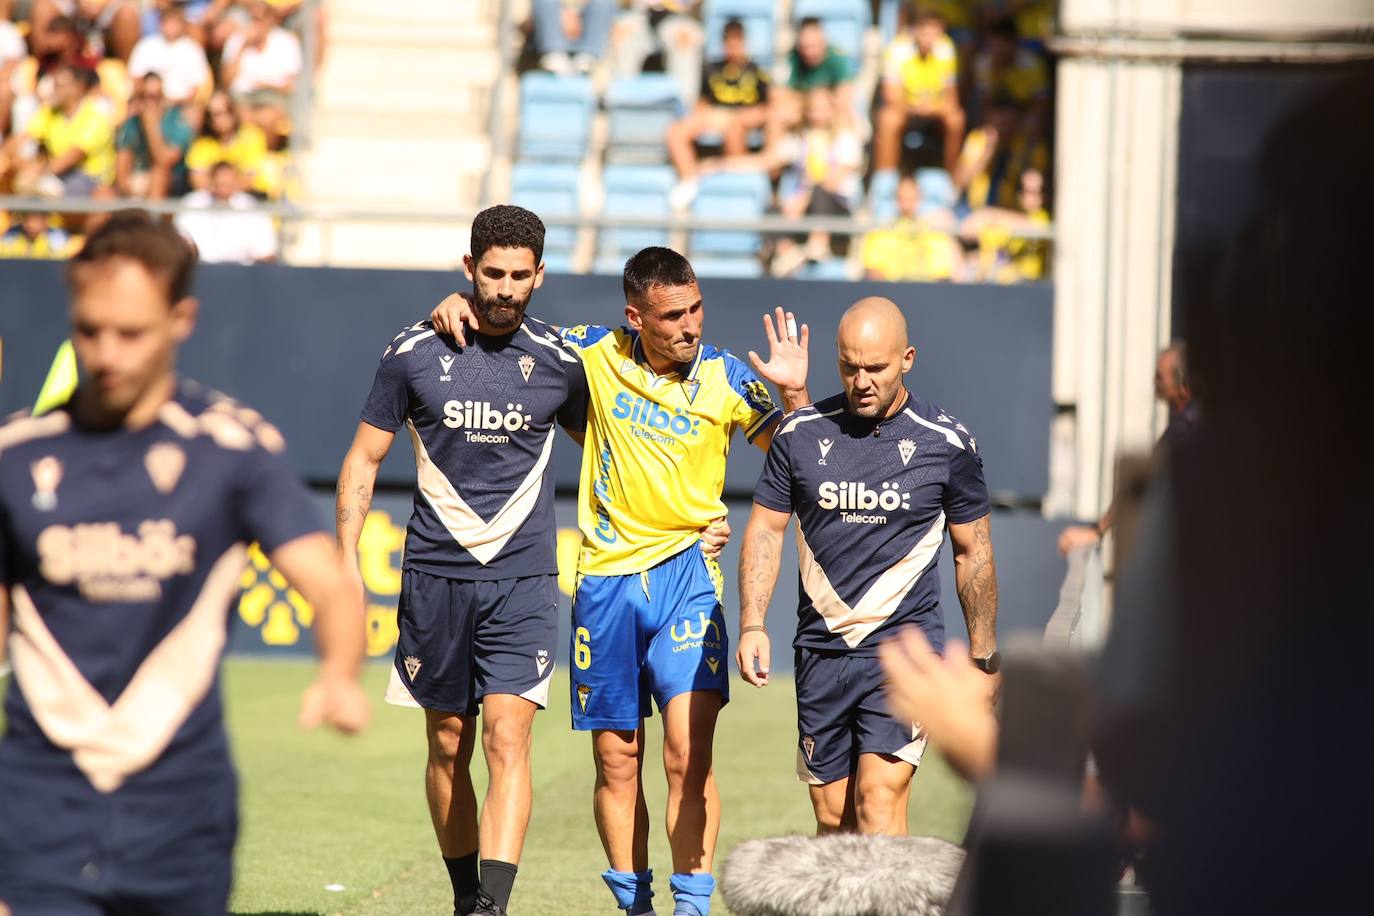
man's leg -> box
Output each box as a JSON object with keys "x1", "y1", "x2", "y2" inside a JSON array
[
  {"x1": 594, "y1": 726, "x2": 655, "y2": 914},
  {"x1": 853, "y1": 753, "x2": 916, "y2": 835},
  {"x1": 940, "y1": 104, "x2": 967, "y2": 175},
  {"x1": 425, "y1": 709, "x2": 481, "y2": 914},
  {"x1": 874, "y1": 102, "x2": 910, "y2": 172},
  {"x1": 807, "y1": 777, "x2": 858, "y2": 834},
  {"x1": 667, "y1": 109, "x2": 708, "y2": 180},
  {"x1": 474, "y1": 694, "x2": 538, "y2": 913},
  {"x1": 661, "y1": 691, "x2": 722, "y2": 916}
]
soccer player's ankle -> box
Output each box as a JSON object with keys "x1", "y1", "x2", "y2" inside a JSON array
[
  {"x1": 443, "y1": 851, "x2": 479, "y2": 914},
  {"x1": 669, "y1": 872, "x2": 715, "y2": 916},
  {"x1": 603, "y1": 867, "x2": 655, "y2": 914},
  {"x1": 478, "y1": 859, "x2": 518, "y2": 911}
]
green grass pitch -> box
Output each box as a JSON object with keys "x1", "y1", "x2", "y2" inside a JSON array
[{"x1": 3, "y1": 658, "x2": 974, "y2": 915}]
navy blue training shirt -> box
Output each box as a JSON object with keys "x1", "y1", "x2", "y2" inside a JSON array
[
  {"x1": 0, "y1": 380, "x2": 323, "y2": 794},
  {"x1": 753, "y1": 389, "x2": 990, "y2": 656},
  {"x1": 360, "y1": 317, "x2": 588, "y2": 581}
]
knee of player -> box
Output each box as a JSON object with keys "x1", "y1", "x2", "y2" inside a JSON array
[
  {"x1": 661, "y1": 738, "x2": 713, "y2": 785},
  {"x1": 595, "y1": 744, "x2": 642, "y2": 788},
  {"x1": 482, "y1": 713, "x2": 532, "y2": 763},
  {"x1": 426, "y1": 718, "x2": 468, "y2": 764},
  {"x1": 853, "y1": 779, "x2": 903, "y2": 815}
]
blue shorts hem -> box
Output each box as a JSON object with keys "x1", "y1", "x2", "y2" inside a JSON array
[{"x1": 572, "y1": 717, "x2": 645, "y2": 731}]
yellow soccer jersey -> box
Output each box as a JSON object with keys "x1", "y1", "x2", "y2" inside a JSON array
[{"x1": 559, "y1": 325, "x2": 780, "y2": 576}]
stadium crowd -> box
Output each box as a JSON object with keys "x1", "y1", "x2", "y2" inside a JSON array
[
  {"x1": 527, "y1": 0, "x2": 1053, "y2": 282},
  {"x1": 0, "y1": 0, "x2": 307, "y2": 261}
]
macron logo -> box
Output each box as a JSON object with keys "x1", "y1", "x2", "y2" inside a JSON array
[
  {"x1": 439, "y1": 354, "x2": 456, "y2": 381},
  {"x1": 819, "y1": 438, "x2": 834, "y2": 459}
]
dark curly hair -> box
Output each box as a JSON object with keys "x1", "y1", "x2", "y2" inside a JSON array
[
  {"x1": 622, "y1": 247, "x2": 697, "y2": 306},
  {"x1": 470, "y1": 204, "x2": 545, "y2": 266}
]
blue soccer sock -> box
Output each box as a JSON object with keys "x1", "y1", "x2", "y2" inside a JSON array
[
  {"x1": 603, "y1": 868, "x2": 655, "y2": 915},
  {"x1": 669, "y1": 872, "x2": 715, "y2": 916}
]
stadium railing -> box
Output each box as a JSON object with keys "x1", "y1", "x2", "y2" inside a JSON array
[
  {"x1": 1043, "y1": 545, "x2": 1107, "y2": 650},
  {"x1": 0, "y1": 195, "x2": 1054, "y2": 270}
]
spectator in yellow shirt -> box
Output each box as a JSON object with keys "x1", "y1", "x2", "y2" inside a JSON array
[
  {"x1": 875, "y1": 9, "x2": 965, "y2": 175},
  {"x1": 861, "y1": 174, "x2": 963, "y2": 282},
  {"x1": 185, "y1": 90, "x2": 273, "y2": 196},
  {"x1": 3, "y1": 65, "x2": 115, "y2": 196},
  {"x1": 972, "y1": 18, "x2": 1049, "y2": 134},
  {"x1": 953, "y1": 94, "x2": 1047, "y2": 211},
  {"x1": 0, "y1": 211, "x2": 73, "y2": 258},
  {"x1": 960, "y1": 168, "x2": 1051, "y2": 283}
]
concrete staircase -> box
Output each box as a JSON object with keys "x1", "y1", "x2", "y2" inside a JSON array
[{"x1": 286, "y1": 0, "x2": 502, "y2": 268}]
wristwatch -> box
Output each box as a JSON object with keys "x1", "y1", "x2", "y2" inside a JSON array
[{"x1": 971, "y1": 650, "x2": 1001, "y2": 674}]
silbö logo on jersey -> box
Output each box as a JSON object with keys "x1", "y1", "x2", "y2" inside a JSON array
[
  {"x1": 611, "y1": 392, "x2": 702, "y2": 446},
  {"x1": 38, "y1": 520, "x2": 196, "y2": 602},
  {"x1": 442, "y1": 400, "x2": 532, "y2": 444},
  {"x1": 817, "y1": 481, "x2": 911, "y2": 525}
]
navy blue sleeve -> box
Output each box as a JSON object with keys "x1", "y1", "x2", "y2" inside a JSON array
[
  {"x1": 752, "y1": 424, "x2": 795, "y2": 513},
  {"x1": 236, "y1": 433, "x2": 327, "y2": 554},
  {"x1": 557, "y1": 354, "x2": 590, "y2": 433},
  {"x1": 943, "y1": 433, "x2": 991, "y2": 524},
  {"x1": 359, "y1": 344, "x2": 410, "y2": 433}
]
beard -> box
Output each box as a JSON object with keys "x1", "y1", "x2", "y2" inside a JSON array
[{"x1": 472, "y1": 289, "x2": 528, "y2": 333}]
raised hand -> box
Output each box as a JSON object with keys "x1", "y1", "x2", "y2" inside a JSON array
[{"x1": 748, "y1": 307, "x2": 809, "y2": 409}]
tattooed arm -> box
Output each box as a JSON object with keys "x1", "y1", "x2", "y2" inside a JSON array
[
  {"x1": 948, "y1": 513, "x2": 999, "y2": 659},
  {"x1": 735, "y1": 502, "x2": 792, "y2": 687},
  {"x1": 335, "y1": 422, "x2": 394, "y2": 575}
]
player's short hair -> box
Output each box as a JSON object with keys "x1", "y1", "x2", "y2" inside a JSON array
[
  {"x1": 622, "y1": 247, "x2": 697, "y2": 307},
  {"x1": 68, "y1": 209, "x2": 197, "y2": 304},
  {"x1": 470, "y1": 204, "x2": 545, "y2": 266},
  {"x1": 798, "y1": 16, "x2": 822, "y2": 32},
  {"x1": 723, "y1": 17, "x2": 744, "y2": 40}
]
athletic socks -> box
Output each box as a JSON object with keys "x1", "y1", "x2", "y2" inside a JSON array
[
  {"x1": 479, "y1": 859, "x2": 518, "y2": 912},
  {"x1": 670, "y1": 872, "x2": 715, "y2": 916},
  {"x1": 603, "y1": 868, "x2": 656, "y2": 914},
  {"x1": 444, "y1": 852, "x2": 480, "y2": 915}
]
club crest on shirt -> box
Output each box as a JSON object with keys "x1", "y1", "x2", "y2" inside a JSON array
[
  {"x1": 404, "y1": 655, "x2": 422, "y2": 679},
  {"x1": 802, "y1": 735, "x2": 816, "y2": 761},
  {"x1": 438, "y1": 354, "x2": 456, "y2": 381},
  {"x1": 145, "y1": 442, "x2": 186, "y2": 494},
  {"x1": 30, "y1": 456, "x2": 62, "y2": 511},
  {"x1": 898, "y1": 438, "x2": 917, "y2": 466},
  {"x1": 536, "y1": 648, "x2": 550, "y2": 677},
  {"x1": 577, "y1": 683, "x2": 593, "y2": 713},
  {"x1": 620, "y1": 358, "x2": 637, "y2": 376},
  {"x1": 518, "y1": 353, "x2": 536, "y2": 383},
  {"x1": 682, "y1": 379, "x2": 700, "y2": 403}
]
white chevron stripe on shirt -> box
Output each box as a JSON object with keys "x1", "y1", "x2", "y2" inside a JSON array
[
  {"x1": 407, "y1": 420, "x2": 555, "y2": 564},
  {"x1": 795, "y1": 511, "x2": 947, "y2": 648}
]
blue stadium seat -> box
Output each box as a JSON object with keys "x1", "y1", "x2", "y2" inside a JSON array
[
  {"x1": 690, "y1": 170, "x2": 771, "y2": 265},
  {"x1": 599, "y1": 164, "x2": 676, "y2": 263},
  {"x1": 703, "y1": 0, "x2": 776, "y2": 69},
  {"x1": 605, "y1": 74, "x2": 684, "y2": 164},
  {"x1": 691, "y1": 255, "x2": 764, "y2": 278},
  {"x1": 518, "y1": 73, "x2": 595, "y2": 161},
  {"x1": 511, "y1": 161, "x2": 581, "y2": 260},
  {"x1": 797, "y1": 258, "x2": 852, "y2": 281},
  {"x1": 869, "y1": 168, "x2": 900, "y2": 222},
  {"x1": 916, "y1": 167, "x2": 957, "y2": 215},
  {"x1": 793, "y1": 0, "x2": 870, "y2": 73},
  {"x1": 877, "y1": 0, "x2": 902, "y2": 45}
]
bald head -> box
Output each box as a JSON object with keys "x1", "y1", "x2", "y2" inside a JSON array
[
  {"x1": 838, "y1": 297, "x2": 909, "y2": 350},
  {"x1": 836, "y1": 298, "x2": 915, "y2": 419}
]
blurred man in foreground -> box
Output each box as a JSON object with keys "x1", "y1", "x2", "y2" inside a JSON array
[
  {"x1": 0, "y1": 211, "x2": 368, "y2": 915},
  {"x1": 738, "y1": 297, "x2": 999, "y2": 833}
]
